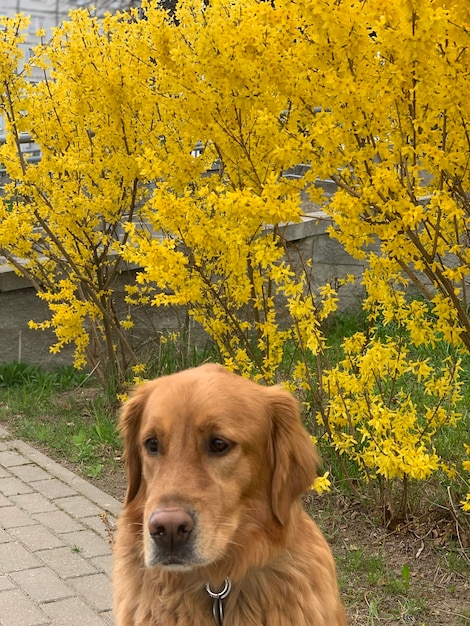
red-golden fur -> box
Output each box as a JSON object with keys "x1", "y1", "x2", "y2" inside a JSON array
[{"x1": 113, "y1": 364, "x2": 346, "y2": 625}]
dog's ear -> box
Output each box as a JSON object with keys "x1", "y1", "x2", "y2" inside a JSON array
[
  {"x1": 119, "y1": 381, "x2": 152, "y2": 505},
  {"x1": 266, "y1": 386, "x2": 319, "y2": 526}
]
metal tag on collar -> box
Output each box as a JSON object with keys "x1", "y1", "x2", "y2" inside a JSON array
[{"x1": 205, "y1": 578, "x2": 232, "y2": 626}]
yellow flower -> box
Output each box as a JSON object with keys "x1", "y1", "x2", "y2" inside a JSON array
[{"x1": 311, "y1": 472, "x2": 331, "y2": 494}]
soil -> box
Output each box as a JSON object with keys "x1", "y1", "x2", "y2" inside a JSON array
[{"x1": 311, "y1": 494, "x2": 470, "y2": 625}]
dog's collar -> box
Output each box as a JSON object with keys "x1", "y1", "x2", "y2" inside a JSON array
[{"x1": 205, "y1": 578, "x2": 232, "y2": 626}]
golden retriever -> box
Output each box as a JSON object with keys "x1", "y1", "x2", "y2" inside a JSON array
[{"x1": 113, "y1": 363, "x2": 346, "y2": 625}]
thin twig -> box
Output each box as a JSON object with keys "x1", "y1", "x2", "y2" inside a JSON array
[{"x1": 447, "y1": 486, "x2": 470, "y2": 567}]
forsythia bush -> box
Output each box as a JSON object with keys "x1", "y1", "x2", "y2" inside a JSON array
[
  {"x1": 0, "y1": 12, "x2": 151, "y2": 383},
  {"x1": 463, "y1": 448, "x2": 470, "y2": 511},
  {"x1": 0, "y1": 0, "x2": 469, "y2": 516}
]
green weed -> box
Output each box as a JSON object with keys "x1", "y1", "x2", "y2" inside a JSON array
[{"x1": 0, "y1": 363, "x2": 118, "y2": 479}]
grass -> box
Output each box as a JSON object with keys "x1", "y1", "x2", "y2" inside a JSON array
[
  {"x1": 338, "y1": 546, "x2": 425, "y2": 620},
  {"x1": 0, "y1": 361, "x2": 87, "y2": 391},
  {"x1": 0, "y1": 361, "x2": 120, "y2": 479},
  {"x1": 137, "y1": 330, "x2": 220, "y2": 380}
]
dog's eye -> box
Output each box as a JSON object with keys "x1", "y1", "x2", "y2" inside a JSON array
[
  {"x1": 144, "y1": 438, "x2": 159, "y2": 455},
  {"x1": 209, "y1": 437, "x2": 232, "y2": 455}
]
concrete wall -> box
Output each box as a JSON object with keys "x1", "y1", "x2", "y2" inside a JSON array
[
  {"x1": 0, "y1": 210, "x2": 367, "y2": 368},
  {"x1": 278, "y1": 208, "x2": 367, "y2": 310}
]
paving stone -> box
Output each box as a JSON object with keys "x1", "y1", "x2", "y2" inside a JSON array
[
  {"x1": 68, "y1": 572, "x2": 113, "y2": 612},
  {"x1": 0, "y1": 575, "x2": 15, "y2": 591},
  {"x1": 36, "y1": 546, "x2": 99, "y2": 579},
  {"x1": 0, "y1": 476, "x2": 34, "y2": 496},
  {"x1": 89, "y1": 554, "x2": 113, "y2": 577},
  {"x1": 9, "y1": 463, "x2": 52, "y2": 483},
  {"x1": 0, "y1": 449, "x2": 30, "y2": 468},
  {"x1": 10, "y1": 524, "x2": 66, "y2": 552},
  {"x1": 8, "y1": 440, "x2": 122, "y2": 515},
  {"x1": 0, "y1": 430, "x2": 117, "y2": 624},
  {"x1": 0, "y1": 505, "x2": 35, "y2": 529},
  {"x1": 0, "y1": 588, "x2": 49, "y2": 626},
  {"x1": 33, "y1": 510, "x2": 83, "y2": 534},
  {"x1": 0, "y1": 492, "x2": 11, "y2": 507},
  {"x1": 82, "y1": 512, "x2": 116, "y2": 540},
  {"x1": 0, "y1": 542, "x2": 43, "y2": 573},
  {"x1": 68, "y1": 481, "x2": 121, "y2": 516},
  {"x1": 11, "y1": 566, "x2": 74, "y2": 603},
  {"x1": 58, "y1": 529, "x2": 112, "y2": 559},
  {"x1": 10, "y1": 492, "x2": 56, "y2": 514},
  {"x1": 42, "y1": 596, "x2": 110, "y2": 625},
  {"x1": 55, "y1": 495, "x2": 104, "y2": 519},
  {"x1": 32, "y1": 478, "x2": 77, "y2": 500},
  {"x1": 100, "y1": 610, "x2": 115, "y2": 625}
]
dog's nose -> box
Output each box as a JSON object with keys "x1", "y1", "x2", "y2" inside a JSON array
[{"x1": 148, "y1": 508, "x2": 194, "y2": 551}]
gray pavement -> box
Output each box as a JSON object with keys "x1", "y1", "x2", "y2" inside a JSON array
[{"x1": 0, "y1": 425, "x2": 121, "y2": 626}]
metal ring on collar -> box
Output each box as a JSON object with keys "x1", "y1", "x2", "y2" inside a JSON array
[{"x1": 205, "y1": 578, "x2": 232, "y2": 600}]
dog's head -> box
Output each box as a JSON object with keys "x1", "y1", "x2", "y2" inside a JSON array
[{"x1": 119, "y1": 363, "x2": 318, "y2": 571}]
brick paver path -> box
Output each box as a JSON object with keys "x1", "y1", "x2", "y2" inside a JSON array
[{"x1": 0, "y1": 426, "x2": 121, "y2": 625}]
